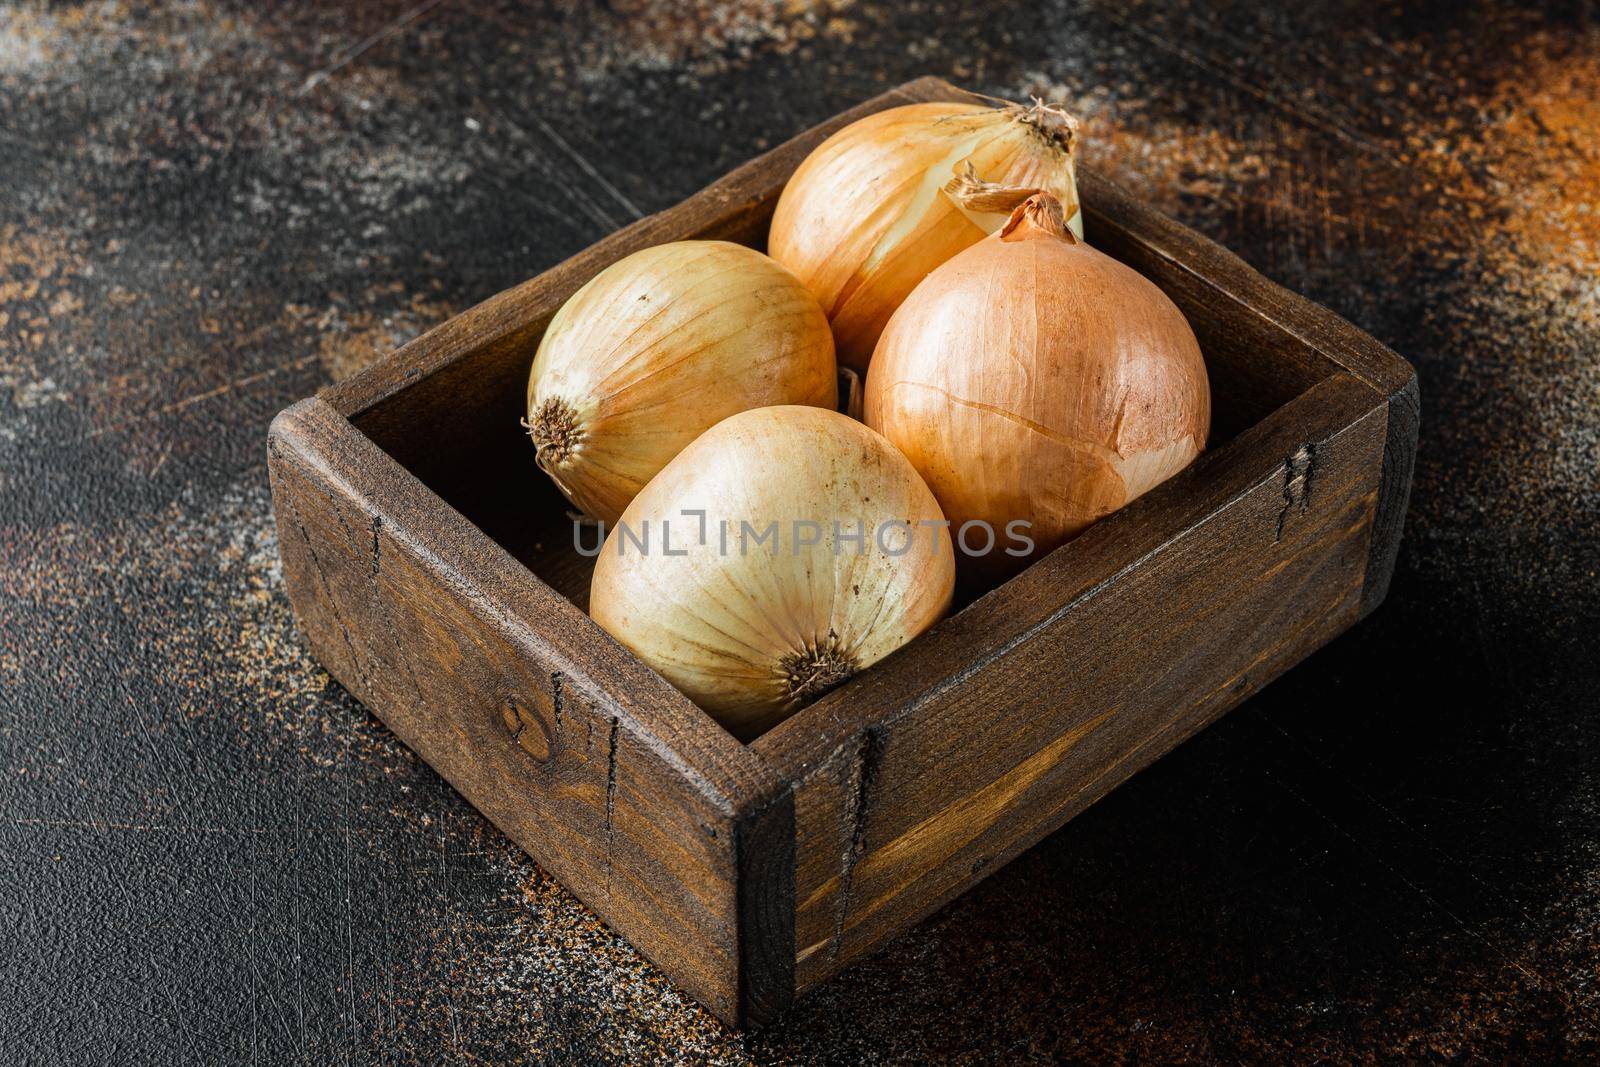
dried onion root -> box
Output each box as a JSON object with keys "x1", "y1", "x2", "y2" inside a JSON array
[
  {"x1": 589, "y1": 406, "x2": 954, "y2": 740},
  {"x1": 526, "y1": 241, "x2": 837, "y2": 524}
]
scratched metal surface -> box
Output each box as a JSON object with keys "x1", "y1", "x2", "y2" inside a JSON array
[{"x1": 2, "y1": 1, "x2": 1597, "y2": 1062}]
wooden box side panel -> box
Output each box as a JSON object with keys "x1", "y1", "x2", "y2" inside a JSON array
[
  {"x1": 266, "y1": 398, "x2": 784, "y2": 1025},
  {"x1": 1064, "y1": 171, "x2": 1420, "y2": 615},
  {"x1": 772, "y1": 376, "x2": 1389, "y2": 992}
]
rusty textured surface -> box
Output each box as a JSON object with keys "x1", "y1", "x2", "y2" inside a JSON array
[{"x1": 2, "y1": 1, "x2": 1597, "y2": 1061}]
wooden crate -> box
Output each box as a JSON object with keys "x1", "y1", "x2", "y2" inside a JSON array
[{"x1": 267, "y1": 77, "x2": 1417, "y2": 1027}]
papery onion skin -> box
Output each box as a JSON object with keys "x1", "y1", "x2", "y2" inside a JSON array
[
  {"x1": 589, "y1": 406, "x2": 954, "y2": 741},
  {"x1": 526, "y1": 240, "x2": 837, "y2": 525},
  {"x1": 769, "y1": 100, "x2": 1082, "y2": 372},
  {"x1": 865, "y1": 194, "x2": 1210, "y2": 581}
]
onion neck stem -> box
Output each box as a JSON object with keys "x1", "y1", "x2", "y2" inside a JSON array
[{"x1": 1000, "y1": 194, "x2": 1075, "y2": 243}]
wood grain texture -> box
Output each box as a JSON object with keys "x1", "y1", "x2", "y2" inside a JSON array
[
  {"x1": 268, "y1": 396, "x2": 789, "y2": 1025},
  {"x1": 267, "y1": 77, "x2": 1416, "y2": 1026},
  {"x1": 758, "y1": 374, "x2": 1387, "y2": 988},
  {"x1": 1359, "y1": 373, "x2": 1420, "y2": 619}
]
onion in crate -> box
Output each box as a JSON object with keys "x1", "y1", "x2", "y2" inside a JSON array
[
  {"x1": 768, "y1": 99, "x2": 1084, "y2": 371},
  {"x1": 866, "y1": 193, "x2": 1211, "y2": 579},
  {"x1": 588, "y1": 406, "x2": 954, "y2": 740},
  {"x1": 525, "y1": 241, "x2": 837, "y2": 525}
]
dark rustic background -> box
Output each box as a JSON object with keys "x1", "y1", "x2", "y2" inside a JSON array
[{"x1": 2, "y1": 1, "x2": 1597, "y2": 1062}]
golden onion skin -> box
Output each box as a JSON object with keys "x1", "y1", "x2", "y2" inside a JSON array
[
  {"x1": 769, "y1": 101, "x2": 1082, "y2": 372},
  {"x1": 589, "y1": 406, "x2": 954, "y2": 740},
  {"x1": 866, "y1": 195, "x2": 1210, "y2": 581},
  {"x1": 526, "y1": 241, "x2": 837, "y2": 525}
]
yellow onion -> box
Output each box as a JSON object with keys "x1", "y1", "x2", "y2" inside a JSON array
[
  {"x1": 865, "y1": 194, "x2": 1210, "y2": 580},
  {"x1": 590, "y1": 406, "x2": 954, "y2": 740},
  {"x1": 526, "y1": 241, "x2": 837, "y2": 524},
  {"x1": 769, "y1": 99, "x2": 1082, "y2": 371}
]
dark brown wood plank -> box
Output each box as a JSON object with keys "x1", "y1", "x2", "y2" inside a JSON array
[
  {"x1": 1056, "y1": 163, "x2": 1420, "y2": 620},
  {"x1": 1359, "y1": 372, "x2": 1420, "y2": 619},
  {"x1": 755, "y1": 374, "x2": 1389, "y2": 990},
  {"x1": 268, "y1": 396, "x2": 787, "y2": 1024},
  {"x1": 735, "y1": 788, "x2": 797, "y2": 1025}
]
